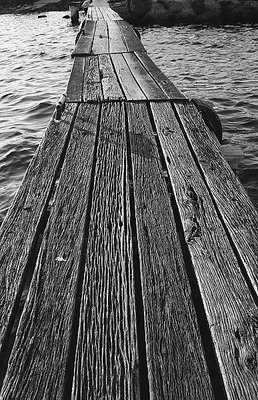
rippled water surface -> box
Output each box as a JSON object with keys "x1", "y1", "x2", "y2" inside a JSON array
[
  {"x1": 140, "y1": 24, "x2": 258, "y2": 207},
  {"x1": 0, "y1": 12, "x2": 77, "y2": 223},
  {"x1": 0, "y1": 15, "x2": 258, "y2": 224}
]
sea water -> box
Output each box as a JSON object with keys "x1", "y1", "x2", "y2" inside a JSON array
[{"x1": 0, "y1": 13, "x2": 257, "y2": 225}]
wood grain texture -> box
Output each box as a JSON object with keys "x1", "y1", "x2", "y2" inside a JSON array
[
  {"x1": 86, "y1": 6, "x2": 93, "y2": 20},
  {"x1": 117, "y1": 21, "x2": 146, "y2": 52},
  {"x1": 151, "y1": 101, "x2": 258, "y2": 400},
  {"x1": 90, "y1": 7, "x2": 98, "y2": 21},
  {"x1": 72, "y1": 20, "x2": 96, "y2": 57},
  {"x1": 99, "y1": 54, "x2": 125, "y2": 100},
  {"x1": 95, "y1": 7, "x2": 104, "y2": 19},
  {"x1": 127, "y1": 102, "x2": 214, "y2": 400},
  {"x1": 175, "y1": 102, "x2": 258, "y2": 297},
  {"x1": 92, "y1": 20, "x2": 109, "y2": 54},
  {"x1": 72, "y1": 102, "x2": 140, "y2": 400},
  {"x1": 111, "y1": 53, "x2": 146, "y2": 100},
  {"x1": 66, "y1": 57, "x2": 84, "y2": 102},
  {"x1": 107, "y1": 20, "x2": 128, "y2": 53},
  {"x1": 135, "y1": 51, "x2": 186, "y2": 100},
  {"x1": 0, "y1": 103, "x2": 100, "y2": 400},
  {"x1": 102, "y1": 6, "x2": 122, "y2": 20},
  {"x1": 98, "y1": 6, "x2": 109, "y2": 20},
  {"x1": 107, "y1": 6, "x2": 123, "y2": 20},
  {"x1": 124, "y1": 52, "x2": 168, "y2": 100},
  {"x1": 0, "y1": 104, "x2": 77, "y2": 356},
  {"x1": 83, "y1": 56, "x2": 103, "y2": 102}
]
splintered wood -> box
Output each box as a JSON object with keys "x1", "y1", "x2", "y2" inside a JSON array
[{"x1": 1, "y1": 0, "x2": 258, "y2": 398}]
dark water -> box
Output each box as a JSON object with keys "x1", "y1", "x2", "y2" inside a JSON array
[
  {"x1": 0, "y1": 14, "x2": 257, "y2": 225},
  {"x1": 0, "y1": 12, "x2": 78, "y2": 223}
]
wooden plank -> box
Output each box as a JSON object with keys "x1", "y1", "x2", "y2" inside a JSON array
[
  {"x1": 86, "y1": 6, "x2": 93, "y2": 20},
  {"x1": 92, "y1": 20, "x2": 109, "y2": 55},
  {"x1": 72, "y1": 20, "x2": 96, "y2": 57},
  {"x1": 66, "y1": 57, "x2": 84, "y2": 102},
  {"x1": 90, "y1": 7, "x2": 98, "y2": 21},
  {"x1": 175, "y1": 102, "x2": 258, "y2": 298},
  {"x1": 117, "y1": 20, "x2": 145, "y2": 52},
  {"x1": 83, "y1": 56, "x2": 103, "y2": 101},
  {"x1": 107, "y1": 20, "x2": 128, "y2": 53},
  {"x1": 107, "y1": 6, "x2": 123, "y2": 20},
  {"x1": 151, "y1": 101, "x2": 258, "y2": 400},
  {"x1": 83, "y1": 19, "x2": 96, "y2": 37},
  {"x1": 124, "y1": 52, "x2": 168, "y2": 100},
  {"x1": 95, "y1": 7, "x2": 104, "y2": 19},
  {"x1": 72, "y1": 102, "x2": 140, "y2": 399},
  {"x1": 99, "y1": 54, "x2": 125, "y2": 100},
  {"x1": 0, "y1": 104, "x2": 77, "y2": 356},
  {"x1": 126, "y1": 102, "x2": 215, "y2": 399},
  {"x1": 135, "y1": 51, "x2": 186, "y2": 100},
  {"x1": 99, "y1": 6, "x2": 114, "y2": 20},
  {"x1": 111, "y1": 53, "x2": 146, "y2": 100},
  {"x1": 0, "y1": 104, "x2": 100, "y2": 399}
]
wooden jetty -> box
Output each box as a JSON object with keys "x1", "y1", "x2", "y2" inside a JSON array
[{"x1": 0, "y1": 0, "x2": 258, "y2": 398}]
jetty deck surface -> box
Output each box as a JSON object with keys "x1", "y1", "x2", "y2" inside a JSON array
[{"x1": 1, "y1": 0, "x2": 258, "y2": 398}]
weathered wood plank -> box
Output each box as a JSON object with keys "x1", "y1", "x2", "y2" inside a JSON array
[
  {"x1": 117, "y1": 21, "x2": 145, "y2": 52},
  {"x1": 135, "y1": 51, "x2": 186, "y2": 100},
  {"x1": 107, "y1": 20, "x2": 128, "y2": 53},
  {"x1": 151, "y1": 101, "x2": 258, "y2": 400},
  {"x1": 92, "y1": 20, "x2": 109, "y2": 55},
  {"x1": 124, "y1": 52, "x2": 168, "y2": 100},
  {"x1": 175, "y1": 102, "x2": 258, "y2": 297},
  {"x1": 95, "y1": 7, "x2": 104, "y2": 19},
  {"x1": 0, "y1": 104, "x2": 77, "y2": 357},
  {"x1": 0, "y1": 103, "x2": 100, "y2": 399},
  {"x1": 111, "y1": 53, "x2": 146, "y2": 100},
  {"x1": 107, "y1": 6, "x2": 123, "y2": 20},
  {"x1": 66, "y1": 57, "x2": 84, "y2": 102},
  {"x1": 126, "y1": 102, "x2": 215, "y2": 399},
  {"x1": 72, "y1": 102, "x2": 140, "y2": 399},
  {"x1": 90, "y1": 7, "x2": 98, "y2": 21},
  {"x1": 99, "y1": 54, "x2": 125, "y2": 100},
  {"x1": 83, "y1": 19, "x2": 96, "y2": 37},
  {"x1": 101, "y1": 6, "x2": 119, "y2": 20},
  {"x1": 72, "y1": 20, "x2": 96, "y2": 57},
  {"x1": 83, "y1": 56, "x2": 103, "y2": 102},
  {"x1": 86, "y1": 6, "x2": 93, "y2": 20}
]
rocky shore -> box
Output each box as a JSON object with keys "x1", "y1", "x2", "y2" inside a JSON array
[
  {"x1": 1, "y1": 0, "x2": 258, "y2": 24},
  {"x1": 110, "y1": 0, "x2": 258, "y2": 25}
]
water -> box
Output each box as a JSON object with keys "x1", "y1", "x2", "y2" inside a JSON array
[
  {"x1": 0, "y1": 14, "x2": 257, "y2": 225},
  {"x1": 0, "y1": 12, "x2": 78, "y2": 224},
  {"x1": 139, "y1": 24, "x2": 258, "y2": 207}
]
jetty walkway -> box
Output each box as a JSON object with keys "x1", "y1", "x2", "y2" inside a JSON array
[{"x1": 0, "y1": 0, "x2": 258, "y2": 398}]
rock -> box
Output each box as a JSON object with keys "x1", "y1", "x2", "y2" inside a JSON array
[
  {"x1": 192, "y1": 98, "x2": 223, "y2": 143},
  {"x1": 127, "y1": 0, "x2": 151, "y2": 17},
  {"x1": 63, "y1": 14, "x2": 70, "y2": 18},
  {"x1": 38, "y1": 14, "x2": 47, "y2": 18},
  {"x1": 116, "y1": 0, "x2": 258, "y2": 24}
]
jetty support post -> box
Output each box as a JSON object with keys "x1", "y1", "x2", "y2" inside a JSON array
[{"x1": 69, "y1": 1, "x2": 81, "y2": 25}]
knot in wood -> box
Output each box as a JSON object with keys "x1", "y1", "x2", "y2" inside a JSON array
[
  {"x1": 243, "y1": 351, "x2": 257, "y2": 371},
  {"x1": 163, "y1": 127, "x2": 173, "y2": 136}
]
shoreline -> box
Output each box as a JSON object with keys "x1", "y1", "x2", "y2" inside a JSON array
[
  {"x1": 0, "y1": 0, "x2": 69, "y2": 15},
  {"x1": 1, "y1": 0, "x2": 258, "y2": 26},
  {"x1": 109, "y1": 0, "x2": 258, "y2": 26}
]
